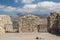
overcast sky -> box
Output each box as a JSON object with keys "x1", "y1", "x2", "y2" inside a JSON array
[{"x1": 0, "y1": 0, "x2": 60, "y2": 15}]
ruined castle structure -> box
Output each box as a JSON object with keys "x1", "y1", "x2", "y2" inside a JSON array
[
  {"x1": 3, "y1": 15, "x2": 13, "y2": 32},
  {"x1": 47, "y1": 12, "x2": 60, "y2": 33},
  {"x1": 0, "y1": 19, "x2": 5, "y2": 35},
  {"x1": 0, "y1": 15, "x2": 13, "y2": 34},
  {"x1": 18, "y1": 14, "x2": 47, "y2": 33}
]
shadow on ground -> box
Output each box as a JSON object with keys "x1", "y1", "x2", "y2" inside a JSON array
[{"x1": 49, "y1": 31, "x2": 60, "y2": 36}]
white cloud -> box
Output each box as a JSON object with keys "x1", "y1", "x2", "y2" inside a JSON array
[
  {"x1": 23, "y1": 1, "x2": 60, "y2": 12},
  {"x1": 0, "y1": 5, "x2": 17, "y2": 12},
  {"x1": 37, "y1": 1, "x2": 60, "y2": 11},
  {"x1": 4, "y1": 6, "x2": 16, "y2": 12},
  {"x1": 23, "y1": 4, "x2": 37, "y2": 9},
  {"x1": 22, "y1": 0, "x2": 35, "y2": 4},
  {"x1": 22, "y1": 4, "x2": 39, "y2": 13},
  {"x1": 15, "y1": 0, "x2": 18, "y2": 3},
  {"x1": 0, "y1": 4, "x2": 37, "y2": 13},
  {"x1": 1, "y1": 1, "x2": 60, "y2": 13},
  {"x1": 15, "y1": 0, "x2": 35, "y2": 4},
  {"x1": 25, "y1": 1, "x2": 60, "y2": 12}
]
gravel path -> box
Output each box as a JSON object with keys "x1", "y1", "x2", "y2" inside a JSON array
[{"x1": 0, "y1": 33, "x2": 60, "y2": 40}]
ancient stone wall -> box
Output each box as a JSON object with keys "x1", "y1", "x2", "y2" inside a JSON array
[
  {"x1": 18, "y1": 14, "x2": 47, "y2": 33},
  {"x1": 47, "y1": 12, "x2": 60, "y2": 33},
  {"x1": 18, "y1": 14, "x2": 41, "y2": 32},
  {"x1": 3, "y1": 15, "x2": 13, "y2": 32},
  {"x1": 0, "y1": 27, "x2": 5, "y2": 35},
  {"x1": 0, "y1": 15, "x2": 13, "y2": 33}
]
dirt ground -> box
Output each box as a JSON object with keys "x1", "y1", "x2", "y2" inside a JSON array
[{"x1": 0, "y1": 33, "x2": 60, "y2": 40}]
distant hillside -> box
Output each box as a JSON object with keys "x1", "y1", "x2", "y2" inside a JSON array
[
  {"x1": 10, "y1": 13, "x2": 49, "y2": 21},
  {"x1": 10, "y1": 15, "x2": 19, "y2": 21},
  {"x1": 16, "y1": 13, "x2": 50, "y2": 18}
]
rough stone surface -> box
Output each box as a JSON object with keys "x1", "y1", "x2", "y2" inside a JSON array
[
  {"x1": 18, "y1": 14, "x2": 47, "y2": 32},
  {"x1": 47, "y1": 12, "x2": 60, "y2": 33},
  {"x1": 0, "y1": 27, "x2": 5, "y2": 35},
  {"x1": 18, "y1": 14, "x2": 41, "y2": 32},
  {"x1": 0, "y1": 15, "x2": 13, "y2": 34}
]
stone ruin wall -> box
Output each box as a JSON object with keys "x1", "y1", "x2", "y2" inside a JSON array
[
  {"x1": 0, "y1": 15, "x2": 13, "y2": 35},
  {"x1": 18, "y1": 14, "x2": 47, "y2": 33},
  {"x1": 0, "y1": 14, "x2": 48, "y2": 35},
  {"x1": 47, "y1": 12, "x2": 60, "y2": 33},
  {"x1": 18, "y1": 14, "x2": 41, "y2": 32}
]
